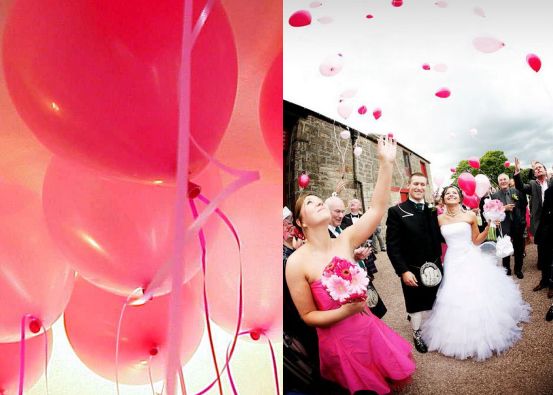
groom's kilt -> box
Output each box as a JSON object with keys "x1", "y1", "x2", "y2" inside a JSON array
[{"x1": 401, "y1": 263, "x2": 443, "y2": 313}]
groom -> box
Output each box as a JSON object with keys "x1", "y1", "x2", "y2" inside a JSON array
[{"x1": 386, "y1": 172, "x2": 443, "y2": 353}]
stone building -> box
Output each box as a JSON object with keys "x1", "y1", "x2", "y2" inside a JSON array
[{"x1": 284, "y1": 101, "x2": 435, "y2": 227}]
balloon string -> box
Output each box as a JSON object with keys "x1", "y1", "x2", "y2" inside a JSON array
[
  {"x1": 189, "y1": 198, "x2": 223, "y2": 395},
  {"x1": 165, "y1": 0, "x2": 194, "y2": 389},
  {"x1": 192, "y1": 0, "x2": 218, "y2": 43},
  {"x1": 262, "y1": 334, "x2": 280, "y2": 395},
  {"x1": 194, "y1": 198, "x2": 244, "y2": 395},
  {"x1": 225, "y1": 342, "x2": 238, "y2": 395},
  {"x1": 178, "y1": 367, "x2": 187, "y2": 395},
  {"x1": 148, "y1": 356, "x2": 156, "y2": 395},
  {"x1": 41, "y1": 322, "x2": 49, "y2": 395},
  {"x1": 18, "y1": 314, "x2": 31, "y2": 395}
]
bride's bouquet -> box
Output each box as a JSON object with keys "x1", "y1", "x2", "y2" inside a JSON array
[
  {"x1": 482, "y1": 198, "x2": 506, "y2": 241},
  {"x1": 321, "y1": 257, "x2": 369, "y2": 304}
]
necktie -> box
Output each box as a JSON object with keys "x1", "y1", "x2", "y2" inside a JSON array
[
  {"x1": 415, "y1": 203, "x2": 424, "y2": 212},
  {"x1": 335, "y1": 226, "x2": 342, "y2": 234}
]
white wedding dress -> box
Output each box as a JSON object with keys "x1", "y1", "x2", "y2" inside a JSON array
[{"x1": 421, "y1": 222, "x2": 531, "y2": 361}]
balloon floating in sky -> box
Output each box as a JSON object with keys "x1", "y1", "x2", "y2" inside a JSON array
[
  {"x1": 310, "y1": 1, "x2": 323, "y2": 7},
  {"x1": 358, "y1": 105, "x2": 367, "y2": 115},
  {"x1": 504, "y1": 161, "x2": 510, "y2": 168},
  {"x1": 469, "y1": 128, "x2": 478, "y2": 137},
  {"x1": 435, "y1": 1, "x2": 448, "y2": 8},
  {"x1": 433, "y1": 63, "x2": 448, "y2": 72},
  {"x1": 340, "y1": 130, "x2": 351, "y2": 139},
  {"x1": 435, "y1": 87, "x2": 451, "y2": 98},
  {"x1": 366, "y1": 14, "x2": 374, "y2": 19},
  {"x1": 319, "y1": 53, "x2": 344, "y2": 76},
  {"x1": 391, "y1": 0, "x2": 403, "y2": 7},
  {"x1": 458, "y1": 172, "x2": 476, "y2": 196},
  {"x1": 289, "y1": 10, "x2": 312, "y2": 27},
  {"x1": 473, "y1": 36, "x2": 505, "y2": 53},
  {"x1": 526, "y1": 53, "x2": 542, "y2": 72},
  {"x1": 353, "y1": 146, "x2": 363, "y2": 157},
  {"x1": 337, "y1": 101, "x2": 353, "y2": 119},
  {"x1": 387, "y1": 133, "x2": 394, "y2": 139},
  {"x1": 422, "y1": 63, "x2": 430, "y2": 70},
  {"x1": 298, "y1": 172, "x2": 310, "y2": 189},
  {"x1": 373, "y1": 108, "x2": 382, "y2": 120},
  {"x1": 318, "y1": 16, "x2": 333, "y2": 24},
  {"x1": 468, "y1": 156, "x2": 480, "y2": 169},
  {"x1": 474, "y1": 174, "x2": 491, "y2": 198},
  {"x1": 473, "y1": 6, "x2": 486, "y2": 18}
]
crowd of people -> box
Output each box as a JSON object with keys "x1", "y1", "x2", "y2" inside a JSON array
[{"x1": 283, "y1": 142, "x2": 553, "y2": 394}]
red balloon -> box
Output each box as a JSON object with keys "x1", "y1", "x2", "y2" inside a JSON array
[
  {"x1": 391, "y1": 0, "x2": 403, "y2": 7},
  {"x1": 422, "y1": 63, "x2": 430, "y2": 70},
  {"x1": 0, "y1": 182, "x2": 75, "y2": 342},
  {"x1": 3, "y1": 0, "x2": 238, "y2": 182},
  {"x1": 462, "y1": 194, "x2": 480, "y2": 209},
  {"x1": 526, "y1": 53, "x2": 542, "y2": 73},
  {"x1": 450, "y1": 167, "x2": 456, "y2": 173},
  {"x1": 259, "y1": 52, "x2": 283, "y2": 167},
  {"x1": 373, "y1": 108, "x2": 382, "y2": 120},
  {"x1": 0, "y1": 330, "x2": 53, "y2": 394},
  {"x1": 206, "y1": 181, "x2": 282, "y2": 342},
  {"x1": 42, "y1": 157, "x2": 221, "y2": 297},
  {"x1": 504, "y1": 161, "x2": 510, "y2": 168},
  {"x1": 358, "y1": 105, "x2": 367, "y2": 115},
  {"x1": 64, "y1": 277, "x2": 204, "y2": 384},
  {"x1": 298, "y1": 172, "x2": 310, "y2": 189},
  {"x1": 366, "y1": 14, "x2": 374, "y2": 19},
  {"x1": 435, "y1": 87, "x2": 451, "y2": 98},
  {"x1": 468, "y1": 156, "x2": 480, "y2": 169},
  {"x1": 289, "y1": 10, "x2": 312, "y2": 27},
  {"x1": 458, "y1": 172, "x2": 476, "y2": 196}
]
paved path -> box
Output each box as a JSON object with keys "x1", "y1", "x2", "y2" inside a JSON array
[{"x1": 373, "y1": 243, "x2": 553, "y2": 395}]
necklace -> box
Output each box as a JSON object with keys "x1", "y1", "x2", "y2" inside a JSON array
[{"x1": 446, "y1": 208, "x2": 461, "y2": 217}]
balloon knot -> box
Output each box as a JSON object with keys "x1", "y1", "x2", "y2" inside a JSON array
[
  {"x1": 249, "y1": 329, "x2": 262, "y2": 341},
  {"x1": 29, "y1": 318, "x2": 42, "y2": 334},
  {"x1": 149, "y1": 347, "x2": 159, "y2": 356}
]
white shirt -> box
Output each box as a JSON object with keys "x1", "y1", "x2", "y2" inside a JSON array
[
  {"x1": 349, "y1": 211, "x2": 362, "y2": 224},
  {"x1": 408, "y1": 197, "x2": 425, "y2": 204},
  {"x1": 328, "y1": 224, "x2": 341, "y2": 237},
  {"x1": 537, "y1": 178, "x2": 548, "y2": 203}
]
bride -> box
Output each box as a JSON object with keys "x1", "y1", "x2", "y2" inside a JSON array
[{"x1": 421, "y1": 185, "x2": 531, "y2": 361}]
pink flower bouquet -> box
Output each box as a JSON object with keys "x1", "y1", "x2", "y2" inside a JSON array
[
  {"x1": 321, "y1": 257, "x2": 369, "y2": 305},
  {"x1": 483, "y1": 198, "x2": 506, "y2": 241}
]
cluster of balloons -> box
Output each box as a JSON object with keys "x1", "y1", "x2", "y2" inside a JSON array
[
  {"x1": 458, "y1": 172, "x2": 491, "y2": 209},
  {"x1": 1, "y1": 0, "x2": 282, "y2": 392}
]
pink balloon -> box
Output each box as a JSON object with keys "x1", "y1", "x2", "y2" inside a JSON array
[
  {"x1": 473, "y1": 36, "x2": 505, "y2": 53},
  {"x1": 3, "y1": 0, "x2": 237, "y2": 183},
  {"x1": 433, "y1": 63, "x2": 448, "y2": 72},
  {"x1": 309, "y1": 1, "x2": 323, "y2": 8},
  {"x1": 0, "y1": 182, "x2": 75, "y2": 342},
  {"x1": 298, "y1": 172, "x2": 310, "y2": 189},
  {"x1": 435, "y1": 1, "x2": 448, "y2": 7},
  {"x1": 0, "y1": 330, "x2": 53, "y2": 394},
  {"x1": 391, "y1": 0, "x2": 403, "y2": 7},
  {"x1": 289, "y1": 10, "x2": 312, "y2": 27},
  {"x1": 337, "y1": 101, "x2": 353, "y2": 119},
  {"x1": 207, "y1": 181, "x2": 282, "y2": 342},
  {"x1": 462, "y1": 194, "x2": 480, "y2": 209},
  {"x1": 373, "y1": 108, "x2": 382, "y2": 120},
  {"x1": 259, "y1": 52, "x2": 282, "y2": 167},
  {"x1": 504, "y1": 161, "x2": 510, "y2": 168},
  {"x1": 468, "y1": 156, "x2": 480, "y2": 169},
  {"x1": 358, "y1": 105, "x2": 367, "y2": 115},
  {"x1": 526, "y1": 53, "x2": 542, "y2": 72},
  {"x1": 64, "y1": 277, "x2": 204, "y2": 384},
  {"x1": 474, "y1": 174, "x2": 491, "y2": 198},
  {"x1": 450, "y1": 167, "x2": 456, "y2": 173},
  {"x1": 435, "y1": 87, "x2": 451, "y2": 98},
  {"x1": 317, "y1": 16, "x2": 333, "y2": 24},
  {"x1": 422, "y1": 63, "x2": 431, "y2": 70},
  {"x1": 366, "y1": 14, "x2": 374, "y2": 19},
  {"x1": 387, "y1": 132, "x2": 394, "y2": 139},
  {"x1": 473, "y1": 6, "x2": 486, "y2": 18},
  {"x1": 433, "y1": 174, "x2": 445, "y2": 188},
  {"x1": 42, "y1": 157, "x2": 221, "y2": 297},
  {"x1": 458, "y1": 172, "x2": 476, "y2": 196},
  {"x1": 319, "y1": 53, "x2": 344, "y2": 76}
]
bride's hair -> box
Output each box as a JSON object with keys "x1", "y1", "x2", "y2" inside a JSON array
[{"x1": 441, "y1": 185, "x2": 464, "y2": 202}]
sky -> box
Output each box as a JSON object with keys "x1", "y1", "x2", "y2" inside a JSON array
[{"x1": 284, "y1": 0, "x2": 553, "y2": 185}]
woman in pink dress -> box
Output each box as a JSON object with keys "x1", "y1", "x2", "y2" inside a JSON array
[{"x1": 285, "y1": 136, "x2": 415, "y2": 395}]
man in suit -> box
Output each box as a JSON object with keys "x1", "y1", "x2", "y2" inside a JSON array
[
  {"x1": 386, "y1": 172, "x2": 443, "y2": 353},
  {"x1": 492, "y1": 173, "x2": 527, "y2": 278},
  {"x1": 514, "y1": 158, "x2": 553, "y2": 294},
  {"x1": 534, "y1": 186, "x2": 553, "y2": 298}
]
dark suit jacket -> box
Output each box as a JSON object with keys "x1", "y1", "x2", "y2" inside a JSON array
[
  {"x1": 386, "y1": 200, "x2": 443, "y2": 276},
  {"x1": 491, "y1": 188, "x2": 527, "y2": 236},
  {"x1": 534, "y1": 187, "x2": 553, "y2": 246},
  {"x1": 340, "y1": 213, "x2": 361, "y2": 230},
  {"x1": 514, "y1": 174, "x2": 553, "y2": 235}
]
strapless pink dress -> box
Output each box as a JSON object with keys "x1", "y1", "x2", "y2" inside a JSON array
[{"x1": 310, "y1": 273, "x2": 415, "y2": 394}]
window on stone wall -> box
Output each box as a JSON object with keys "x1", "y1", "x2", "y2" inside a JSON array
[
  {"x1": 420, "y1": 161, "x2": 427, "y2": 177},
  {"x1": 403, "y1": 151, "x2": 412, "y2": 177}
]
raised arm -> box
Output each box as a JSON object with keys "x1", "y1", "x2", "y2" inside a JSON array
[
  {"x1": 342, "y1": 136, "x2": 396, "y2": 248},
  {"x1": 513, "y1": 157, "x2": 532, "y2": 195},
  {"x1": 285, "y1": 253, "x2": 365, "y2": 328}
]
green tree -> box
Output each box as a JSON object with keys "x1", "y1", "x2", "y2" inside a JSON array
[{"x1": 480, "y1": 150, "x2": 508, "y2": 187}]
